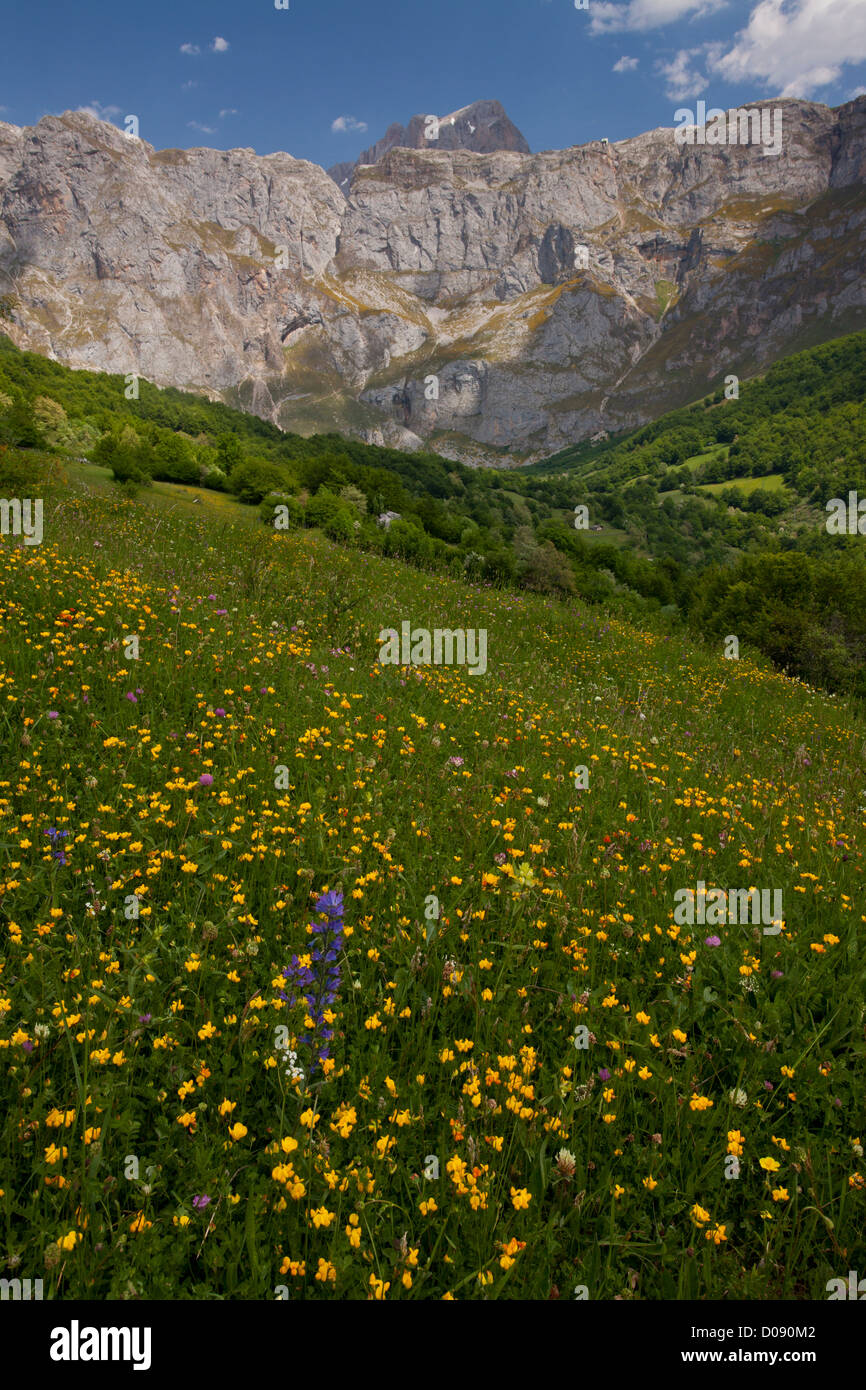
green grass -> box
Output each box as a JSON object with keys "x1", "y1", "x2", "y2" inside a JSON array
[
  {"x1": 1, "y1": 465, "x2": 865, "y2": 1301},
  {"x1": 654, "y1": 280, "x2": 679, "y2": 319},
  {"x1": 681, "y1": 448, "x2": 730, "y2": 472},
  {"x1": 698, "y1": 474, "x2": 786, "y2": 496}
]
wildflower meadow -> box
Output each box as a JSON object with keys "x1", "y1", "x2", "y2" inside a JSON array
[{"x1": 1, "y1": 469, "x2": 864, "y2": 1302}]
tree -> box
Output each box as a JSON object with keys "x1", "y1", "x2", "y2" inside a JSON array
[
  {"x1": 216, "y1": 432, "x2": 245, "y2": 474},
  {"x1": 152, "y1": 431, "x2": 199, "y2": 484},
  {"x1": 230, "y1": 458, "x2": 292, "y2": 505},
  {"x1": 92, "y1": 424, "x2": 152, "y2": 485},
  {"x1": 1, "y1": 397, "x2": 45, "y2": 448},
  {"x1": 521, "y1": 541, "x2": 576, "y2": 595},
  {"x1": 339, "y1": 484, "x2": 368, "y2": 515}
]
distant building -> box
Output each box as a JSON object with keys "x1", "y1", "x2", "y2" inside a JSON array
[
  {"x1": 377, "y1": 511, "x2": 401, "y2": 528},
  {"x1": 590, "y1": 430, "x2": 609, "y2": 444}
]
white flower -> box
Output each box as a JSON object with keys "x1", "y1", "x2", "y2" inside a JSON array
[
  {"x1": 729, "y1": 1087, "x2": 748, "y2": 1108},
  {"x1": 277, "y1": 1043, "x2": 305, "y2": 1083},
  {"x1": 555, "y1": 1147, "x2": 577, "y2": 1178},
  {"x1": 34, "y1": 1023, "x2": 50, "y2": 1039}
]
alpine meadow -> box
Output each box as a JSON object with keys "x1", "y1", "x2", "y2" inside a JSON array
[{"x1": 1, "y1": 0, "x2": 865, "y2": 1325}]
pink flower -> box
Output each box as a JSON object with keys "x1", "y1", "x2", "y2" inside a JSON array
[
  {"x1": 198, "y1": 774, "x2": 214, "y2": 787},
  {"x1": 705, "y1": 935, "x2": 721, "y2": 947}
]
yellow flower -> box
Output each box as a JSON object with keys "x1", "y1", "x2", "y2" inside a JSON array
[
  {"x1": 689, "y1": 1093, "x2": 713, "y2": 1111},
  {"x1": 727, "y1": 1130, "x2": 745, "y2": 1155},
  {"x1": 690, "y1": 1203, "x2": 711, "y2": 1226},
  {"x1": 309, "y1": 1206, "x2": 335, "y2": 1229},
  {"x1": 228, "y1": 1122, "x2": 248, "y2": 1142},
  {"x1": 759, "y1": 1156, "x2": 781, "y2": 1172},
  {"x1": 57, "y1": 1230, "x2": 81, "y2": 1251},
  {"x1": 510, "y1": 1186, "x2": 531, "y2": 1210}
]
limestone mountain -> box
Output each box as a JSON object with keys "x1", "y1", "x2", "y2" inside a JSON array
[
  {"x1": 0, "y1": 96, "x2": 864, "y2": 463},
  {"x1": 328, "y1": 98, "x2": 531, "y2": 193}
]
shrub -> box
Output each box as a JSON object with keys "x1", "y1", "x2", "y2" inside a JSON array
[{"x1": 260, "y1": 492, "x2": 304, "y2": 529}]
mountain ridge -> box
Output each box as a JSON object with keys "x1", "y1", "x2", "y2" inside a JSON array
[{"x1": 0, "y1": 95, "x2": 864, "y2": 462}]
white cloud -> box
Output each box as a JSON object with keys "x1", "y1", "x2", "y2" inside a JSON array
[
  {"x1": 182, "y1": 80, "x2": 198, "y2": 90},
  {"x1": 211, "y1": 36, "x2": 230, "y2": 52},
  {"x1": 180, "y1": 42, "x2": 200, "y2": 55},
  {"x1": 219, "y1": 108, "x2": 239, "y2": 118},
  {"x1": 849, "y1": 84, "x2": 866, "y2": 98},
  {"x1": 590, "y1": 0, "x2": 725, "y2": 35},
  {"x1": 709, "y1": 0, "x2": 866, "y2": 98},
  {"x1": 656, "y1": 48, "x2": 710, "y2": 99},
  {"x1": 331, "y1": 115, "x2": 368, "y2": 133},
  {"x1": 187, "y1": 120, "x2": 216, "y2": 135},
  {"x1": 613, "y1": 55, "x2": 639, "y2": 71},
  {"x1": 76, "y1": 100, "x2": 123, "y2": 121}
]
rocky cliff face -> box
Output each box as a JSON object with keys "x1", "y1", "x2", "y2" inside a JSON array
[{"x1": 1, "y1": 96, "x2": 864, "y2": 462}]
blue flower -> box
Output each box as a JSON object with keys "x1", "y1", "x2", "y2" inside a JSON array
[{"x1": 281, "y1": 891, "x2": 345, "y2": 1078}]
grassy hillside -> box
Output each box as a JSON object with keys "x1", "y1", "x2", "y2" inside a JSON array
[
  {"x1": 2, "y1": 329, "x2": 866, "y2": 698},
  {"x1": 0, "y1": 468, "x2": 864, "y2": 1299}
]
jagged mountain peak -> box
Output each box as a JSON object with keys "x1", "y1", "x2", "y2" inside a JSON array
[{"x1": 328, "y1": 98, "x2": 530, "y2": 192}]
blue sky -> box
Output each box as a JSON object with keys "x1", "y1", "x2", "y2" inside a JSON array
[{"x1": 1, "y1": 0, "x2": 864, "y2": 166}]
